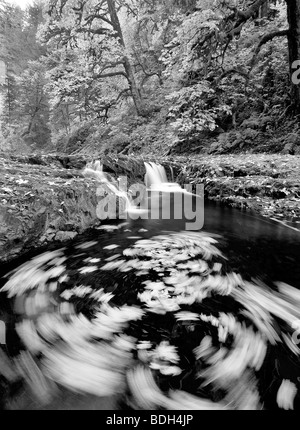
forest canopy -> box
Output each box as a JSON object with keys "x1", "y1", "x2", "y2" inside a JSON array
[{"x1": 0, "y1": 0, "x2": 300, "y2": 156}]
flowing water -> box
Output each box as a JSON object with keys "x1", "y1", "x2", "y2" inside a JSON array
[
  {"x1": 145, "y1": 162, "x2": 169, "y2": 189},
  {"x1": 0, "y1": 163, "x2": 300, "y2": 410}
]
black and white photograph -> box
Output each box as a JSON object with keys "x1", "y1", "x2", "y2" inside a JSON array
[{"x1": 0, "y1": 0, "x2": 300, "y2": 413}]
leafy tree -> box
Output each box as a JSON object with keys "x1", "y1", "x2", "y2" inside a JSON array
[
  {"x1": 158, "y1": 0, "x2": 300, "y2": 147},
  {"x1": 0, "y1": 1, "x2": 26, "y2": 128},
  {"x1": 17, "y1": 60, "x2": 52, "y2": 148},
  {"x1": 2, "y1": 0, "x2": 300, "y2": 154},
  {"x1": 40, "y1": 0, "x2": 146, "y2": 118},
  {"x1": 0, "y1": 0, "x2": 50, "y2": 150}
]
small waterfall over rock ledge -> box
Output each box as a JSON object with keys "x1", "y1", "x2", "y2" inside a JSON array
[
  {"x1": 144, "y1": 161, "x2": 187, "y2": 193},
  {"x1": 83, "y1": 160, "x2": 135, "y2": 216},
  {"x1": 82, "y1": 159, "x2": 199, "y2": 223},
  {"x1": 144, "y1": 162, "x2": 168, "y2": 188}
]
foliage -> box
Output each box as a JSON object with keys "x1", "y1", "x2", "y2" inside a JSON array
[
  {"x1": 0, "y1": 0, "x2": 50, "y2": 151},
  {"x1": 0, "y1": 0, "x2": 299, "y2": 155},
  {"x1": 166, "y1": 82, "x2": 231, "y2": 137},
  {"x1": 158, "y1": 0, "x2": 291, "y2": 144}
]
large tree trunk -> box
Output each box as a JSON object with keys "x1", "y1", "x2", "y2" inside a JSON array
[
  {"x1": 286, "y1": 0, "x2": 300, "y2": 113},
  {"x1": 106, "y1": 0, "x2": 145, "y2": 116},
  {"x1": 122, "y1": 56, "x2": 145, "y2": 116}
]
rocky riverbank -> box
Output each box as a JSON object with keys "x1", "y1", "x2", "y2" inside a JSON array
[
  {"x1": 0, "y1": 155, "x2": 95, "y2": 263},
  {"x1": 0, "y1": 154, "x2": 147, "y2": 263},
  {"x1": 173, "y1": 153, "x2": 300, "y2": 229},
  {"x1": 1, "y1": 152, "x2": 300, "y2": 264}
]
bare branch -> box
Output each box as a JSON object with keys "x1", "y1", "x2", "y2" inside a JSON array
[
  {"x1": 236, "y1": 0, "x2": 267, "y2": 21},
  {"x1": 93, "y1": 71, "x2": 127, "y2": 80},
  {"x1": 216, "y1": 29, "x2": 289, "y2": 86},
  {"x1": 115, "y1": 88, "x2": 131, "y2": 102},
  {"x1": 77, "y1": 27, "x2": 113, "y2": 36},
  {"x1": 140, "y1": 72, "x2": 162, "y2": 88},
  {"x1": 250, "y1": 29, "x2": 289, "y2": 69},
  {"x1": 215, "y1": 68, "x2": 249, "y2": 84},
  {"x1": 84, "y1": 13, "x2": 112, "y2": 27},
  {"x1": 193, "y1": 0, "x2": 269, "y2": 50},
  {"x1": 97, "y1": 60, "x2": 125, "y2": 74}
]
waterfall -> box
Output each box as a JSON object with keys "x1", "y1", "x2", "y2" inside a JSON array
[
  {"x1": 144, "y1": 162, "x2": 184, "y2": 192},
  {"x1": 93, "y1": 160, "x2": 103, "y2": 172},
  {"x1": 144, "y1": 162, "x2": 168, "y2": 188},
  {"x1": 84, "y1": 161, "x2": 119, "y2": 194},
  {"x1": 83, "y1": 160, "x2": 193, "y2": 222},
  {"x1": 83, "y1": 161, "x2": 133, "y2": 213},
  {"x1": 170, "y1": 165, "x2": 175, "y2": 183}
]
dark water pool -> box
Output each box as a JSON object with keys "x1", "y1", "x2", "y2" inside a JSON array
[{"x1": 0, "y1": 193, "x2": 300, "y2": 410}]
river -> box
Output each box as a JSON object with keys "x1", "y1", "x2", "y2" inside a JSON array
[{"x1": 0, "y1": 176, "x2": 300, "y2": 410}]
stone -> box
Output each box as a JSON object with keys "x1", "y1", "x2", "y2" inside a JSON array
[
  {"x1": 55, "y1": 231, "x2": 78, "y2": 242},
  {"x1": 282, "y1": 142, "x2": 295, "y2": 155},
  {"x1": 294, "y1": 146, "x2": 300, "y2": 156}
]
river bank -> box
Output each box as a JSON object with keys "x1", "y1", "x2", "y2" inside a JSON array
[
  {"x1": 0, "y1": 154, "x2": 148, "y2": 263},
  {"x1": 172, "y1": 153, "x2": 300, "y2": 230}
]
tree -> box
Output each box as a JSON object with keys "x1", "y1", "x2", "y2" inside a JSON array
[
  {"x1": 0, "y1": 1, "x2": 25, "y2": 128},
  {"x1": 158, "y1": 0, "x2": 300, "y2": 144},
  {"x1": 17, "y1": 60, "x2": 51, "y2": 148},
  {"x1": 0, "y1": 0, "x2": 50, "y2": 149},
  {"x1": 107, "y1": 0, "x2": 144, "y2": 115},
  {"x1": 42, "y1": 0, "x2": 145, "y2": 116},
  {"x1": 188, "y1": 0, "x2": 300, "y2": 113},
  {"x1": 2, "y1": 0, "x2": 300, "y2": 154}
]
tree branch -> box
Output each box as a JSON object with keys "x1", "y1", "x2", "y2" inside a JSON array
[
  {"x1": 193, "y1": 0, "x2": 269, "y2": 50},
  {"x1": 250, "y1": 29, "x2": 289, "y2": 69},
  {"x1": 215, "y1": 68, "x2": 249, "y2": 84},
  {"x1": 93, "y1": 71, "x2": 127, "y2": 80},
  {"x1": 236, "y1": 0, "x2": 267, "y2": 20},
  {"x1": 226, "y1": 0, "x2": 269, "y2": 39},
  {"x1": 140, "y1": 72, "x2": 162, "y2": 88},
  {"x1": 84, "y1": 13, "x2": 112, "y2": 27},
  {"x1": 115, "y1": 88, "x2": 131, "y2": 102},
  {"x1": 77, "y1": 27, "x2": 112, "y2": 36},
  {"x1": 97, "y1": 60, "x2": 125, "y2": 74}
]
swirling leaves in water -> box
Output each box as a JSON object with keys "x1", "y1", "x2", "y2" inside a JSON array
[{"x1": 2, "y1": 230, "x2": 300, "y2": 410}]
